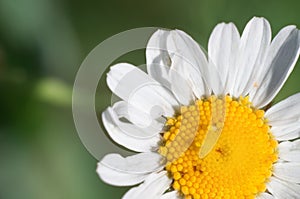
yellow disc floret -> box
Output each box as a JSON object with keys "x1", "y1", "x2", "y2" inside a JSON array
[{"x1": 159, "y1": 95, "x2": 278, "y2": 199}]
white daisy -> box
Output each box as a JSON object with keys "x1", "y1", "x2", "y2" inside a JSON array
[{"x1": 97, "y1": 17, "x2": 300, "y2": 199}]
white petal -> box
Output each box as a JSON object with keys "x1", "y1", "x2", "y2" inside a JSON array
[
  {"x1": 208, "y1": 22, "x2": 240, "y2": 94},
  {"x1": 146, "y1": 29, "x2": 172, "y2": 88},
  {"x1": 112, "y1": 101, "x2": 164, "y2": 135},
  {"x1": 100, "y1": 152, "x2": 163, "y2": 174},
  {"x1": 233, "y1": 17, "x2": 271, "y2": 97},
  {"x1": 267, "y1": 177, "x2": 300, "y2": 198},
  {"x1": 160, "y1": 191, "x2": 181, "y2": 199},
  {"x1": 147, "y1": 29, "x2": 207, "y2": 101},
  {"x1": 96, "y1": 162, "x2": 149, "y2": 186},
  {"x1": 278, "y1": 140, "x2": 300, "y2": 162},
  {"x1": 271, "y1": 124, "x2": 300, "y2": 141},
  {"x1": 107, "y1": 63, "x2": 179, "y2": 118},
  {"x1": 276, "y1": 129, "x2": 300, "y2": 141},
  {"x1": 167, "y1": 30, "x2": 211, "y2": 97},
  {"x1": 274, "y1": 162, "x2": 300, "y2": 183},
  {"x1": 122, "y1": 171, "x2": 172, "y2": 199},
  {"x1": 105, "y1": 103, "x2": 160, "y2": 139},
  {"x1": 102, "y1": 108, "x2": 160, "y2": 152},
  {"x1": 169, "y1": 54, "x2": 195, "y2": 105},
  {"x1": 250, "y1": 26, "x2": 300, "y2": 108},
  {"x1": 265, "y1": 93, "x2": 300, "y2": 126},
  {"x1": 256, "y1": 192, "x2": 274, "y2": 199}
]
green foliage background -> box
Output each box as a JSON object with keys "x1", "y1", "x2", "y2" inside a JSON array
[{"x1": 0, "y1": 0, "x2": 299, "y2": 198}]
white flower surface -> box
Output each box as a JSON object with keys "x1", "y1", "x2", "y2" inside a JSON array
[{"x1": 97, "y1": 17, "x2": 300, "y2": 199}]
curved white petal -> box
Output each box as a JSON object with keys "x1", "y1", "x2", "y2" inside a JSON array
[
  {"x1": 208, "y1": 22, "x2": 240, "y2": 94},
  {"x1": 102, "y1": 108, "x2": 161, "y2": 152},
  {"x1": 169, "y1": 54, "x2": 195, "y2": 105},
  {"x1": 147, "y1": 29, "x2": 210, "y2": 99},
  {"x1": 267, "y1": 177, "x2": 300, "y2": 198},
  {"x1": 107, "y1": 63, "x2": 179, "y2": 118},
  {"x1": 146, "y1": 29, "x2": 172, "y2": 88},
  {"x1": 100, "y1": 153, "x2": 163, "y2": 174},
  {"x1": 274, "y1": 162, "x2": 300, "y2": 183},
  {"x1": 271, "y1": 124, "x2": 300, "y2": 141},
  {"x1": 233, "y1": 17, "x2": 271, "y2": 97},
  {"x1": 160, "y1": 191, "x2": 181, "y2": 199},
  {"x1": 167, "y1": 30, "x2": 211, "y2": 97},
  {"x1": 96, "y1": 162, "x2": 149, "y2": 186},
  {"x1": 266, "y1": 92, "x2": 300, "y2": 140},
  {"x1": 122, "y1": 171, "x2": 172, "y2": 199},
  {"x1": 265, "y1": 93, "x2": 300, "y2": 127},
  {"x1": 276, "y1": 129, "x2": 300, "y2": 141},
  {"x1": 250, "y1": 26, "x2": 300, "y2": 108},
  {"x1": 105, "y1": 103, "x2": 160, "y2": 139},
  {"x1": 278, "y1": 140, "x2": 300, "y2": 162},
  {"x1": 256, "y1": 192, "x2": 274, "y2": 199},
  {"x1": 113, "y1": 101, "x2": 164, "y2": 133}
]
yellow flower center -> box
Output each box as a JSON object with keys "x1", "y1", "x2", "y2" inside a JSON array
[{"x1": 159, "y1": 95, "x2": 278, "y2": 199}]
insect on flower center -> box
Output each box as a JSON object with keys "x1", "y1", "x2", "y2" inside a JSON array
[{"x1": 159, "y1": 95, "x2": 278, "y2": 199}]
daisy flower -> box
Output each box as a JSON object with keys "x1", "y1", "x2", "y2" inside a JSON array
[{"x1": 97, "y1": 17, "x2": 300, "y2": 199}]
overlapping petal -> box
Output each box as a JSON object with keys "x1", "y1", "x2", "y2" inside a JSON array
[
  {"x1": 147, "y1": 29, "x2": 210, "y2": 101},
  {"x1": 146, "y1": 29, "x2": 172, "y2": 88},
  {"x1": 97, "y1": 152, "x2": 163, "y2": 186},
  {"x1": 102, "y1": 105, "x2": 161, "y2": 152},
  {"x1": 250, "y1": 26, "x2": 300, "y2": 108},
  {"x1": 278, "y1": 140, "x2": 300, "y2": 162},
  {"x1": 208, "y1": 22, "x2": 240, "y2": 94},
  {"x1": 233, "y1": 17, "x2": 271, "y2": 97},
  {"x1": 107, "y1": 63, "x2": 179, "y2": 118},
  {"x1": 266, "y1": 93, "x2": 300, "y2": 140},
  {"x1": 122, "y1": 171, "x2": 171, "y2": 199},
  {"x1": 267, "y1": 177, "x2": 300, "y2": 199}
]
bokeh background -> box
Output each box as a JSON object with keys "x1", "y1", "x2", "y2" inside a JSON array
[{"x1": 1, "y1": 0, "x2": 300, "y2": 198}]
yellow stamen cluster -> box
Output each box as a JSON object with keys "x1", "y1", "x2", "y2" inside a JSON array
[{"x1": 159, "y1": 95, "x2": 278, "y2": 199}]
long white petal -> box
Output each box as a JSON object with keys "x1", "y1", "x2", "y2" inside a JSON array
[
  {"x1": 102, "y1": 108, "x2": 160, "y2": 152},
  {"x1": 276, "y1": 129, "x2": 300, "y2": 141},
  {"x1": 112, "y1": 101, "x2": 164, "y2": 135},
  {"x1": 278, "y1": 140, "x2": 300, "y2": 162},
  {"x1": 122, "y1": 171, "x2": 172, "y2": 199},
  {"x1": 250, "y1": 26, "x2": 300, "y2": 108},
  {"x1": 233, "y1": 17, "x2": 271, "y2": 97},
  {"x1": 208, "y1": 22, "x2": 240, "y2": 94},
  {"x1": 107, "y1": 63, "x2": 179, "y2": 118},
  {"x1": 266, "y1": 92, "x2": 300, "y2": 141},
  {"x1": 146, "y1": 29, "x2": 172, "y2": 88},
  {"x1": 105, "y1": 104, "x2": 159, "y2": 139},
  {"x1": 267, "y1": 177, "x2": 300, "y2": 198},
  {"x1": 147, "y1": 29, "x2": 210, "y2": 100},
  {"x1": 100, "y1": 153, "x2": 163, "y2": 174},
  {"x1": 265, "y1": 93, "x2": 300, "y2": 127},
  {"x1": 96, "y1": 162, "x2": 149, "y2": 186},
  {"x1": 167, "y1": 30, "x2": 211, "y2": 97},
  {"x1": 274, "y1": 162, "x2": 300, "y2": 183},
  {"x1": 169, "y1": 54, "x2": 195, "y2": 105},
  {"x1": 271, "y1": 124, "x2": 300, "y2": 141}
]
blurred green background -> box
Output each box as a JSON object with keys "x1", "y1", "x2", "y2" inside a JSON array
[{"x1": 0, "y1": 0, "x2": 300, "y2": 198}]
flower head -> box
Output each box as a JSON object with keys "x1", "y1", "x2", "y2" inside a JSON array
[{"x1": 97, "y1": 17, "x2": 300, "y2": 199}]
